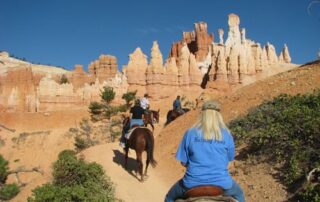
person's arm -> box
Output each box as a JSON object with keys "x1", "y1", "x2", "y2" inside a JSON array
[
  {"x1": 130, "y1": 107, "x2": 134, "y2": 119},
  {"x1": 226, "y1": 130, "x2": 235, "y2": 161},
  {"x1": 176, "y1": 129, "x2": 191, "y2": 167}
]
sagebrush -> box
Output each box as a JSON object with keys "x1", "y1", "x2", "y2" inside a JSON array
[{"x1": 229, "y1": 90, "x2": 320, "y2": 200}]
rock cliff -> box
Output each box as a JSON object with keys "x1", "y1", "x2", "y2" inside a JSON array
[
  {"x1": 0, "y1": 53, "x2": 127, "y2": 112},
  {"x1": 125, "y1": 13, "x2": 296, "y2": 101}
]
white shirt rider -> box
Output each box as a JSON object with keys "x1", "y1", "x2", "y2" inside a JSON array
[{"x1": 140, "y1": 94, "x2": 149, "y2": 110}]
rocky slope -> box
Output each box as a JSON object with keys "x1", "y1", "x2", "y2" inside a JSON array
[{"x1": 155, "y1": 60, "x2": 320, "y2": 202}]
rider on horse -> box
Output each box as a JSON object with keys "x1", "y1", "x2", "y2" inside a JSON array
[
  {"x1": 173, "y1": 95, "x2": 185, "y2": 115},
  {"x1": 120, "y1": 99, "x2": 145, "y2": 148},
  {"x1": 140, "y1": 93, "x2": 150, "y2": 111}
]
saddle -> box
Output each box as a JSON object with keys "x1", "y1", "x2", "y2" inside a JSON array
[
  {"x1": 185, "y1": 185, "x2": 223, "y2": 198},
  {"x1": 124, "y1": 125, "x2": 148, "y2": 140},
  {"x1": 175, "y1": 186, "x2": 237, "y2": 202}
]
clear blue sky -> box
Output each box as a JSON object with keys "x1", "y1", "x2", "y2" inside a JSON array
[{"x1": 1, "y1": 0, "x2": 319, "y2": 71}]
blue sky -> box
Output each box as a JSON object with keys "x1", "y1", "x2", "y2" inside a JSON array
[{"x1": 0, "y1": 0, "x2": 319, "y2": 71}]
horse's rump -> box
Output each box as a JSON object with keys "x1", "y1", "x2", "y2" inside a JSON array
[{"x1": 124, "y1": 126, "x2": 157, "y2": 181}]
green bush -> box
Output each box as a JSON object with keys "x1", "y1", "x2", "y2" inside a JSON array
[
  {"x1": 0, "y1": 155, "x2": 20, "y2": 200},
  {"x1": 60, "y1": 74, "x2": 69, "y2": 84},
  {"x1": 101, "y1": 86, "x2": 115, "y2": 104},
  {"x1": 122, "y1": 90, "x2": 137, "y2": 106},
  {"x1": 0, "y1": 155, "x2": 9, "y2": 183},
  {"x1": 88, "y1": 102, "x2": 103, "y2": 115},
  {"x1": 28, "y1": 150, "x2": 115, "y2": 202},
  {"x1": 0, "y1": 183, "x2": 20, "y2": 200},
  {"x1": 296, "y1": 184, "x2": 320, "y2": 202},
  {"x1": 228, "y1": 90, "x2": 320, "y2": 200},
  {"x1": 74, "y1": 136, "x2": 93, "y2": 152}
]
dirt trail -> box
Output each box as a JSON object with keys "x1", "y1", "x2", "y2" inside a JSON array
[{"x1": 82, "y1": 142, "x2": 168, "y2": 202}]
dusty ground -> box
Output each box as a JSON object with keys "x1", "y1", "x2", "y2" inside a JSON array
[{"x1": 0, "y1": 60, "x2": 319, "y2": 202}]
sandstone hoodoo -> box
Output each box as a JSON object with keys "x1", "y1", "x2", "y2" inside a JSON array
[
  {"x1": 126, "y1": 13, "x2": 297, "y2": 100},
  {"x1": 0, "y1": 13, "x2": 297, "y2": 113},
  {"x1": 0, "y1": 53, "x2": 127, "y2": 112}
]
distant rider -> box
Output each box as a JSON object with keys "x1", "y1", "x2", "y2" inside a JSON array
[{"x1": 173, "y1": 95, "x2": 184, "y2": 114}]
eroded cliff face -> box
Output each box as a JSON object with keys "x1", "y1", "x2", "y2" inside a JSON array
[
  {"x1": 125, "y1": 14, "x2": 296, "y2": 101},
  {"x1": 125, "y1": 41, "x2": 204, "y2": 100},
  {"x1": 0, "y1": 53, "x2": 127, "y2": 112},
  {"x1": 165, "y1": 13, "x2": 297, "y2": 98},
  {"x1": 0, "y1": 13, "x2": 297, "y2": 112}
]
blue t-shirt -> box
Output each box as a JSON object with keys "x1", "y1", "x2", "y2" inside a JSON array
[
  {"x1": 173, "y1": 99, "x2": 181, "y2": 110},
  {"x1": 176, "y1": 127, "x2": 235, "y2": 189}
]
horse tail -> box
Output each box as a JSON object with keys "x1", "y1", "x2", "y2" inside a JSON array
[{"x1": 145, "y1": 130, "x2": 157, "y2": 167}]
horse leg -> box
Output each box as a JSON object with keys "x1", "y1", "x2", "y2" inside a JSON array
[
  {"x1": 125, "y1": 147, "x2": 129, "y2": 170},
  {"x1": 144, "y1": 155, "x2": 150, "y2": 177},
  {"x1": 136, "y1": 151, "x2": 144, "y2": 182}
]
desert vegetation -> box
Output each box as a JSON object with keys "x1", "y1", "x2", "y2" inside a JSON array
[
  {"x1": 229, "y1": 90, "x2": 320, "y2": 201},
  {"x1": 0, "y1": 155, "x2": 20, "y2": 200},
  {"x1": 27, "y1": 150, "x2": 117, "y2": 201},
  {"x1": 89, "y1": 87, "x2": 135, "y2": 121}
]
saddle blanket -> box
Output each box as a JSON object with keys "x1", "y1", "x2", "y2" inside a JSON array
[{"x1": 125, "y1": 127, "x2": 149, "y2": 140}]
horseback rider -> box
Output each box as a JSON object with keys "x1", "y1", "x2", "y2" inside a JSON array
[
  {"x1": 140, "y1": 93, "x2": 150, "y2": 111},
  {"x1": 120, "y1": 99, "x2": 145, "y2": 148},
  {"x1": 141, "y1": 93, "x2": 153, "y2": 121},
  {"x1": 165, "y1": 100, "x2": 245, "y2": 202},
  {"x1": 173, "y1": 95, "x2": 184, "y2": 115}
]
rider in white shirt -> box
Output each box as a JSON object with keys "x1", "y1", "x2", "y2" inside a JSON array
[{"x1": 140, "y1": 93, "x2": 150, "y2": 110}]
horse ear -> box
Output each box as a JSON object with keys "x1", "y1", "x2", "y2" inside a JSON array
[{"x1": 158, "y1": 109, "x2": 160, "y2": 113}]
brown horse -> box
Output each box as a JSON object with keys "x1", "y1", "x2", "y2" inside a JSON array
[
  {"x1": 123, "y1": 117, "x2": 157, "y2": 181},
  {"x1": 165, "y1": 108, "x2": 190, "y2": 125},
  {"x1": 143, "y1": 109, "x2": 160, "y2": 131}
]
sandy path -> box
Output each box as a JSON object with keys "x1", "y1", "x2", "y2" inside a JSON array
[{"x1": 82, "y1": 142, "x2": 169, "y2": 202}]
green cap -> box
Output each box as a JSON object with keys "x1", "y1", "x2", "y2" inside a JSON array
[{"x1": 202, "y1": 100, "x2": 220, "y2": 111}]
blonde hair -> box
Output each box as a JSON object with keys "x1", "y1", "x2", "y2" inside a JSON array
[{"x1": 193, "y1": 109, "x2": 228, "y2": 141}]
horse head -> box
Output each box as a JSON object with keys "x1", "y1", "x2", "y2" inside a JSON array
[{"x1": 152, "y1": 109, "x2": 160, "y2": 123}]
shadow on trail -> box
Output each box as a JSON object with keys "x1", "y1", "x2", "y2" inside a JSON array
[{"x1": 112, "y1": 149, "x2": 141, "y2": 181}]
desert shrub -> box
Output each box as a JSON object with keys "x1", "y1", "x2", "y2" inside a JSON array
[
  {"x1": 73, "y1": 119, "x2": 94, "y2": 151},
  {"x1": 88, "y1": 101, "x2": 103, "y2": 115},
  {"x1": 60, "y1": 74, "x2": 69, "y2": 84},
  {"x1": 0, "y1": 184, "x2": 20, "y2": 200},
  {"x1": 116, "y1": 104, "x2": 128, "y2": 113},
  {"x1": 109, "y1": 118, "x2": 123, "y2": 142},
  {"x1": 122, "y1": 90, "x2": 137, "y2": 106},
  {"x1": 0, "y1": 155, "x2": 20, "y2": 200},
  {"x1": 104, "y1": 105, "x2": 126, "y2": 119},
  {"x1": 229, "y1": 90, "x2": 320, "y2": 199},
  {"x1": 79, "y1": 119, "x2": 91, "y2": 136},
  {"x1": 28, "y1": 150, "x2": 115, "y2": 201},
  {"x1": 296, "y1": 184, "x2": 320, "y2": 202},
  {"x1": 74, "y1": 136, "x2": 93, "y2": 152},
  {"x1": 101, "y1": 86, "x2": 115, "y2": 104},
  {"x1": 0, "y1": 155, "x2": 8, "y2": 183}
]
